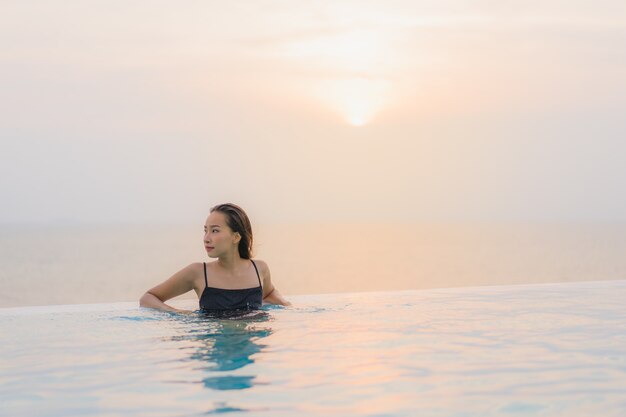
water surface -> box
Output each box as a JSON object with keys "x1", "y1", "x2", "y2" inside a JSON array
[{"x1": 2, "y1": 280, "x2": 625, "y2": 416}]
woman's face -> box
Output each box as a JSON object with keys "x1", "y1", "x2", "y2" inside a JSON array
[{"x1": 203, "y1": 211, "x2": 239, "y2": 258}]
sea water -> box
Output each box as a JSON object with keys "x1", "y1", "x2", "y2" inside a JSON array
[
  {"x1": 1, "y1": 280, "x2": 625, "y2": 417},
  {"x1": 3, "y1": 223, "x2": 626, "y2": 308}
]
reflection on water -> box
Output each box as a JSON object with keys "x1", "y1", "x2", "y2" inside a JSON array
[
  {"x1": 163, "y1": 309, "x2": 273, "y2": 391},
  {"x1": 1, "y1": 283, "x2": 625, "y2": 417}
]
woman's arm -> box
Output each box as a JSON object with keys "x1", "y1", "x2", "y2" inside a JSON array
[
  {"x1": 256, "y1": 260, "x2": 292, "y2": 307},
  {"x1": 263, "y1": 286, "x2": 292, "y2": 306},
  {"x1": 139, "y1": 263, "x2": 199, "y2": 313}
]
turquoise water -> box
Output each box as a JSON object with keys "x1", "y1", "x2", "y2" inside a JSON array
[{"x1": 1, "y1": 280, "x2": 625, "y2": 416}]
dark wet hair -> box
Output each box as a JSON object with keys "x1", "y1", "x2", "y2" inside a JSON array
[{"x1": 210, "y1": 203, "x2": 253, "y2": 259}]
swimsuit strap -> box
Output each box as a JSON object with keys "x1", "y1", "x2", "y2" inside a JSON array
[
  {"x1": 203, "y1": 262, "x2": 208, "y2": 288},
  {"x1": 250, "y1": 260, "x2": 262, "y2": 288}
]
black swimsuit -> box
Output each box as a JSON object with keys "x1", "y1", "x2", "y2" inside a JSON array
[{"x1": 199, "y1": 260, "x2": 263, "y2": 312}]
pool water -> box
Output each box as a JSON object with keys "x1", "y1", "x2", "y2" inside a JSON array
[{"x1": 1, "y1": 280, "x2": 626, "y2": 416}]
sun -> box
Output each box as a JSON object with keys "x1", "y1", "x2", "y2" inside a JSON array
[
  {"x1": 318, "y1": 77, "x2": 391, "y2": 126},
  {"x1": 277, "y1": 30, "x2": 393, "y2": 126},
  {"x1": 349, "y1": 116, "x2": 367, "y2": 127}
]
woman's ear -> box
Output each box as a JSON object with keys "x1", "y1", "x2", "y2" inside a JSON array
[{"x1": 233, "y1": 232, "x2": 241, "y2": 244}]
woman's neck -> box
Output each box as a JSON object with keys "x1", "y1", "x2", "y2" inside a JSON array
[{"x1": 217, "y1": 251, "x2": 244, "y2": 272}]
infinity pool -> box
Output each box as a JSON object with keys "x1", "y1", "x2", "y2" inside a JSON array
[{"x1": 2, "y1": 280, "x2": 625, "y2": 416}]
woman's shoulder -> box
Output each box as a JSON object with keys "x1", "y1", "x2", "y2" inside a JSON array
[
  {"x1": 183, "y1": 262, "x2": 208, "y2": 276},
  {"x1": 251, "y1": 258, "x2": 268, "y2": 268},
  {"x1": 251, "y1": 259, "x2": 270, "y2": 275}
]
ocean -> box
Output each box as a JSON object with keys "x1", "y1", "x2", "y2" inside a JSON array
[{"x1": 1, "y1": 223, "x2": 625, "y2": 308}]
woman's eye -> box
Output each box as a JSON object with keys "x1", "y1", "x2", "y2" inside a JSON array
[{"x1": 212, "y1": 229, "x2": 219, "y2": 233}]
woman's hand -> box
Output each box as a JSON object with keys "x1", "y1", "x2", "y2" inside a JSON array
[{"x1": 173, "y1": 309, "x2": 195, "y2": 315}]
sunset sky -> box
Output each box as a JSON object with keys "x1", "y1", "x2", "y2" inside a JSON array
[{"x1": 1, "y1": 1, "x2": 625, "y2": 224}]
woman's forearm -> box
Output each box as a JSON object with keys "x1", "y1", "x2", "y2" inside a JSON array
[
  {"x1": 263, "y1": 288, "x2": 292, "y2": 306},
  {"x1": 139, "y1": 292, "x2": 183, "y2": 313}
]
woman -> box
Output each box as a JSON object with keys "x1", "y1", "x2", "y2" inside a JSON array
[{"x1": 139, "y1": 203, "x2": 291, "y2": 314}]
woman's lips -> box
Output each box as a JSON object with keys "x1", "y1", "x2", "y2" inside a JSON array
[{"x1": 205, "y1": 246, "x2": 214, "y2": 251}]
